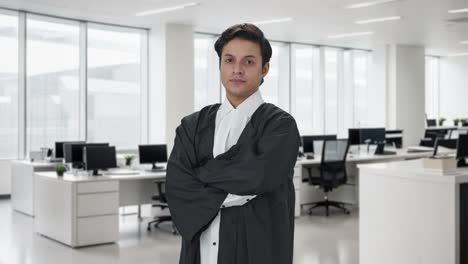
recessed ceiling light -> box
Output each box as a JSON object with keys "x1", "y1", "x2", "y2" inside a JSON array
[
  {"x1": 135, "y1": 2, "x2": 199, "y2": 16},
  {"x1": 345, "y1": 0, "x2": 400, "y2": 9},
  {"x1": 328, "y1": 31, "x2": 374, "y2": 39},
  {"x1": 460, "y1": 41, "x2": 468, "y2": 44},
  {"x1": 251, "y1": 17, "x2": 294, "y2": 25},
  {"x1": 448, "y1": 8, "x2": 468, "y2": 14},
  {"x1": 355, "y1": 16, "x2": 402, "y2": 24},
  {"x1": 447, "y1": 52, "x2": 468, "y2": 57}
]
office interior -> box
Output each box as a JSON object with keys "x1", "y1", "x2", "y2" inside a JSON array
[{"x1": 1, "y1": 0, "x2": 468, "y2": 263}]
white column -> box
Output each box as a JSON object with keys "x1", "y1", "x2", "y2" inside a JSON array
[
  {"x1": 148, "y1": 24, "x2": 195, "y2": 152},
  {"x1": 387, "y1": 44, "x2": 426, "y2": 147}
]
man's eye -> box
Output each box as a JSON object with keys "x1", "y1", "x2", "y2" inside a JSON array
[
  {"x1": 246, "y1": 60, "x2": 254, "y2": 65},
  {"x1": 225, "y1": 58, "x2": 233, "y2": 63}
]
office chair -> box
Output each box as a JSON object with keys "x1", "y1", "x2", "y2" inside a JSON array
[
  {"x1": 419, "y1": 130, "x2": 446, "y2": 147},
  {"x1": 147, "y1": 180, "x2": 177, "y2": 234},
  {"x1": 433, "y1": 138, "x2": 458, "y2": 156},
  {"x1": 307, "y1": 139, "x2": 351, "y2": 216}
]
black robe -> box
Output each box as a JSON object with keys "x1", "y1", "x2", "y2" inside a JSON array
[{"x1": 166, "y1": 102, "x2": 301, "y2": 264}]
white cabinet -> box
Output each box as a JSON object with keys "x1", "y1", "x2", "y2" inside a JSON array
[
  {"x1": 35, "y1": 174, "x2": 119, "y2": 248},
  {"x1": 11, "y1": 161, "x2": 56, "y2": 216}
]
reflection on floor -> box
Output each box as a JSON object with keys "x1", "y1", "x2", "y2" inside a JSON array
[{"x1": 0, "y1": 199, "x2": 358, "y2": 264}]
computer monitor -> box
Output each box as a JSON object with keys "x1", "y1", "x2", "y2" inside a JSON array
[
  {"x1": 456, "y1": 134, "x2": 468, "y2": 167},
  {"x1": 84, "y1": 146, "x2": 117, "y2": 176},
  {"x1": 348, "y1": 128, "x2": 386, "y2": 145},
  {"x1": 433, "y1": 138, "x2": 458, "y2": 156},
  {"x1": 427, "y1": 119, "x2": 437, "y2": 127},
  {"x1": 348, "y1": 129, "x2": 362, "y2": 145},
  {"x1": 64, "y1": 142, "x2": 109, "y2": 168},
  {"x1": 55, "y1": 141, "x2": 84, "y2": 159},
  {"x1": 139, "y1": 144, "x2": 167, "y2": 170},
  {"x1": 301, "y1": 135, "x2": 337, "y2": 153},
  {"x1": 360, "y1": 128, "x2": 386, "y2": 144}
]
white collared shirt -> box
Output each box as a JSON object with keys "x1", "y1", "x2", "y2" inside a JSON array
[{"x1": 199, "y1": 89, "x2": 264, "y2": 264}]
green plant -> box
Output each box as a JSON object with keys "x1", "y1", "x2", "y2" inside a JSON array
[
  {"x1": 124, "y1": 154, "x2": 135, "y2": 166},
  {"x1": 55, "y1": 164, "x2": 66, "y2": 176},
  {"x1": 438, "y1": 117, "x2": 446, "y2": 126},
  {"x1": 461, "y1": 118, "x2": 468, "y2": 124}
]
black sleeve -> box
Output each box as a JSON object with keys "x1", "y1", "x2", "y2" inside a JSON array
[
  {"x1": 194, "y1": 115, "x2": 300, "y2": 196},
  {"x1": 166, "y1": 117, "x2": 228, "y2": 243}
]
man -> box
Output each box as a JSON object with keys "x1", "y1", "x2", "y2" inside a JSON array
[{"x1": 166, "y1": 23, "x2": 300, "y2": 264}]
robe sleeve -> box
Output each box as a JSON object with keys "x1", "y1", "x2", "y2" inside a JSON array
[
  {"x1": 194, "y1": 115, "x2": 300, "y2": 196},
  {"x1": 166, "y1": 116, "x2": 228, "y2": 243}
]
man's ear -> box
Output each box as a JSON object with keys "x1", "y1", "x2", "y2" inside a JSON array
[{"x1": 262, "y1": 62, "x2": 270, "y2": 77}]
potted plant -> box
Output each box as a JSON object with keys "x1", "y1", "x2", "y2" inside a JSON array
[
  {"x1": 461, "y1": 118, "x2": 468, "y2": 127},
  {"x1": 454, "y1": 118, "x2": 461, "y2": 126},
  {"x1": 55, "y1": 164, "x2": 66, "y2": 177},
  {"x1": 438, "y1": 117, "x2": 446, "y2": 126},
  {"x1": 124, "y1": 154, "x2": 135, "y2": 167}
]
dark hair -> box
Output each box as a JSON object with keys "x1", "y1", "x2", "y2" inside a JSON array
[{"x1": 214, "y1": 23, "x2": 272, "y2": 85}]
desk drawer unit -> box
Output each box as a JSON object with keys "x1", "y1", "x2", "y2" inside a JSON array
[
  {"x1": 77, "y1": 215, "x2": 118, "y2": 246},
  {"x1": 74, "y1": 180, "x2": 119, "y2": 247}
]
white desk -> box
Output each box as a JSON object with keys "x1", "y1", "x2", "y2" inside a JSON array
[
  {"x1": 34, "y1": 171, "x2": 165, "y2": 248},
  {"x1": 293, "y1": 148, "x2": 438, "y2": 213},
  {"x1": 11, "y1": 160, "x2": 58, "y2": 216},
  {"x1": 358, "y1": 159, "x2": 468, "y2": 264}
]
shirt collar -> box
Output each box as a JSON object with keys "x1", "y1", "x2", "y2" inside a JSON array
[{"x1": 219, "y1": 89, "x2": 264, "y2": 118}]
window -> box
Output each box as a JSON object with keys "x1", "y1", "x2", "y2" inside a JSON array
[
  {"x1": 425, "y1": 56, "x2": 440, "y2": 119},
  {"x1": 261, "y1": 41, "x2": 290, "y2": 112},
  {"x1": 352, "y1": 50, "x2": 370, "y2": 127},
  {"x1": 291, "y1": 44, "x2": 321, "y2": 135},
  {"x1": 87, "y1": 24, "x2": 146, "y2": 149},
  {"x1": 324, "y1": 48, "x2": 339, "y2": 134},
  {"x1": 0, "y1": 11, "x2": 18, "y2": 158},
  {"x1": 26, "y1": 15, "x2": 80, "y2": 152},
  {"x1": 194, "y1": 34, "x2": 220, "y2": 111}
]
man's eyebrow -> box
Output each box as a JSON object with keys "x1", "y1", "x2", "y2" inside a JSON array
[{"x1": 223, "y1": 54, "x2": 257, "y2": 59}]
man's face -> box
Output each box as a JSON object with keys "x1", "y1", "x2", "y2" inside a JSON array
[{"x1": 220, "y1": 38, "x2": 269, "y2": 102}]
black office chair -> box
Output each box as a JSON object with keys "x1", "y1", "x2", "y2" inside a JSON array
[
  {"x1": 419, "y1": 130, "x2": 446, "y2": 147},
  {"x1": 147, "y1": 180, "x2": 177, "y2": 234},
  {"x1": 307, "y1": 139, "x2": 350, "y2": 216}
]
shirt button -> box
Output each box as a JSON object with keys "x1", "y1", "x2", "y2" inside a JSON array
[
  {"x1": 221, "y1": 205, "x2": 226, "y2": 208},
  {"x1": 246, "y1": 199, "x2": 250, "y2": 202},
  {"x1": 213, "y1": 242, "x2": 217, "y2": 246}
]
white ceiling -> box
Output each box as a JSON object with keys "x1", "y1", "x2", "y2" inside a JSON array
[{"x1": 1, "y1": 0, "x2": 468, "y2": 55}]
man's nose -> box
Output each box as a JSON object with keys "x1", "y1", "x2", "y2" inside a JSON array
[{"x1": 233, "y1": 63, "x2": 244, "y2": 75}]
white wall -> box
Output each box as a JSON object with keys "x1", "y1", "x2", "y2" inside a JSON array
[
  {"x1": 386, "y1": 44, "x2": 425, "y2": 146},
  {"x1": 0, "y1": 161, "x2": 12, "y2": 195},
  {"x1": 439, "y1": 57, "x2": 468, "y2": 120},
  {"x1": 164, "y1": 24, "x2": 195, "y2": 152}
]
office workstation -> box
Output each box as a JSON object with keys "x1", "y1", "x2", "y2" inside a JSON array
[{"x1": 1, "y1": 0, "x2": 468, "y2": 263}]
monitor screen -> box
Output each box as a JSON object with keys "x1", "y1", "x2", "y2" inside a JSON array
[
  {"x1": 84, "y1": 146, "x2": 117, "y2": 173},
  {"x1": 457, "y1": 134, "x2": 468, "y2": 160},
  {"x1": 139, "y1": 145, "x2": 168, "y2": 164},
  {"x1": 63, "y1": 142, "x2": 109, "y2": 164},
  {"x1": 348, "y1": 129, "x2": 362, "y2": 145},
  {"x1": 301, "y1": 135, "x2": 337, "y2": 153},
  {"x1": 360, "y1": 128, "x2": 386, "y2": 144},
  {"x1": 55, "y1": 141, "x2": 84, "y2": 158}
]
